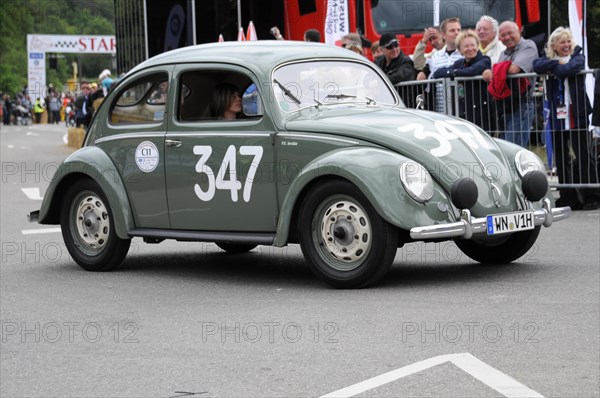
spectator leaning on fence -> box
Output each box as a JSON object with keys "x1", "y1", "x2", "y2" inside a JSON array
[
  {"x1": 417, "y1": 17, "x2": 463, "y2": 113},
  {"x1": 483, "y1": 21, "x2": 538, "y2": 148},
  {"x1": 476, "y1": 15, "x2": 506, "y2": 65},
  {"x1": 433, "y1": 30, "x2": 491, "y2": 131},
  {"x1": 533, "y1": 27, "x2": 599, "y2": 210}
]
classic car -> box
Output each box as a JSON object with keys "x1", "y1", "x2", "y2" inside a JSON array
[{"x1": 28, "y1": 41, "x2": 570, "y2": 288}]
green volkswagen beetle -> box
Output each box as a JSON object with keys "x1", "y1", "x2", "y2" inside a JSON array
[{"x1": 28, "y1": 41, "x2": 570, "y2": 288}]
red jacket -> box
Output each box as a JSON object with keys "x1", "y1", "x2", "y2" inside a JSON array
[{"x1": 488, "y1": 60, "x2": 529, "y2": 100}]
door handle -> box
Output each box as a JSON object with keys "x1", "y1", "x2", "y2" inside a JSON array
[{"x1": 165, "y1": 139, "x2": 182, "y2": 148}]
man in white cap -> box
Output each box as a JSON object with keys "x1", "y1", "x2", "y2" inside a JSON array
[{"x1": 99, "y1": 69, "x2": 114, "y2": 96}]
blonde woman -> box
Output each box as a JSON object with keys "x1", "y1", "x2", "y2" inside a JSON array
[
  {"x1": 533, "y1": 27, "x2": 598, "y2": 210},
  {"x1": 433, "y1": 30, "x2": 491, "y2": 131}
]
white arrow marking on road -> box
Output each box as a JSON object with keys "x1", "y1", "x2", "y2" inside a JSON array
[
  {"x1": 320, "y1": 353, "x2": 544, "y2": 398},
  {"x1": 22, "y1": 228, "x2": 61, "y2": 235},
  {"x1": 22, "y1": 188, "x2": 44, "y2": 201}
]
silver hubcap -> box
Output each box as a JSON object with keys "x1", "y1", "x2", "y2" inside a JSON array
[
  {"x1": 73, "y1": 193, "x2": 110, "y2": 253},
  {"x1": 319, "y1": 200, "x2": 371, "y2": 268}
]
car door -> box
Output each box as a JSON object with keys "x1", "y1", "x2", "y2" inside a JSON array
[
  {"x1": 96, "y1": 68, "x2": 172, "y2": 229},
  {"x1": 164, "y1": 64, "x2": 278, "y2": 232}
]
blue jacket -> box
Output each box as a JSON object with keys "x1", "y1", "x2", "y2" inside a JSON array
[
  {"x1": 433, "y1": 51, "x2": 492, "y2": 131},
  {"x1": 533, "y1": 46, "x2": 591, "y2": 130}
]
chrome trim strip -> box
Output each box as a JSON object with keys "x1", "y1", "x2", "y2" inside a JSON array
[
  {"x1": 95, "y1": 132, "x2": 165, "y2": 144},
  {"x1": 278, "y1": 133, "x2": 359, "y2": 145}
]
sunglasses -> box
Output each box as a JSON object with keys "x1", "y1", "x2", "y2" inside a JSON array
[{"x1": 384, "y1": 40, "x2": 399, "y2": 50}]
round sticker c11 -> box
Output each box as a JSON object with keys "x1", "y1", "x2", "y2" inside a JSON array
[{"x1": 135, "y1": 141, "x2": 159, "y2": 173}]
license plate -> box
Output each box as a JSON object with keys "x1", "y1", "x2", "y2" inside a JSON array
[{"x1": 486, "y1": 211, "x2": 534, "y2": 235}]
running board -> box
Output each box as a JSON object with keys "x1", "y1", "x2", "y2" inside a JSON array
[{"x1": 128, "y1": 228, "x2": 275, "y2": 245}]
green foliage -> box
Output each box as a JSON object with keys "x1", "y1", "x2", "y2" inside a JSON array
[{"x1": 0, "y1": 0, "x2": 114, "y2": 95}]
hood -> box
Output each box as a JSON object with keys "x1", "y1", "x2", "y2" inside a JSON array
[{"x1": 285, "y1": 106, "x2": 519, "y2": 213}]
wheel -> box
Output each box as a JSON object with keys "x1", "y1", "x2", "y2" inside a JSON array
[
  {"x1": 216, "y1": 242, "x2": 257, "y2": 253},
  {"x1": 298, "y1": 180, "x2": 398, "y2": 288},
  {"x1": 455, "y1": 227, "x2": 541, "y2": 264},
  {"x1": 61, "y1": 179, "x2": 131, "y2": 271}
]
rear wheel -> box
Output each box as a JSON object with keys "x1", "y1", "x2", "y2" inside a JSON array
[
  {"x1": 215, "y1": 242, "x2": 257, "y2": 253},
  {"x1": 455, "y1": 227, "x2": 541, "y2": 264},
  {"x1": 61, "y1": 179, "x2": 130, "y2": 271},
  {"x1": 298, "y1": 180, "x2": 398, "y2": 288}
]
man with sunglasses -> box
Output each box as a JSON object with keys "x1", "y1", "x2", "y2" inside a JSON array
[{"x1": 374, "y1": 33, "x2": 415, "y2": 85}]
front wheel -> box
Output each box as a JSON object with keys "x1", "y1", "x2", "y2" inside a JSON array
[
  {"x1": 298, "y1": 180, "x2": 398, "y2": 288},
  {"x1": 455, "y1": 227, "x2": 541, "y2": 264},
  {"x1": 61, "y1": 179, "x2": 131, "y2": 271}
]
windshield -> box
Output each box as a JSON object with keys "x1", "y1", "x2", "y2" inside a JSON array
[
  {"x1": 371, "y1": 0, "x2": 515, "y2": 33},
  {"x1": 272, "y1": 61, "x2": 397, "y2": 112}
]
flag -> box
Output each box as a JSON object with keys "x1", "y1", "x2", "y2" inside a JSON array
[
  {"x1": 569, "y1": 0, "x2": 594, "y2": 110},
  {"x1": 218, "y1": 34, "x2": 224, "y2": 43},
  {"x1": 324, "y1": 0, "x2": 349, "y2": 46},
  {"x1": 246, "y1": 21, "x2": 258, "y2": 41},
  {"x1": 237, "y1": 27, "x2": 246, "y2": 41}
]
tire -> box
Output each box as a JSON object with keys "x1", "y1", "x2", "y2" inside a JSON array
[
  {"x1": 298, "y1": 180, "x2": 398, "y2": 288},
  {"x1": 60, "y1": 179, "x2": 131, "y2": 271},
  {"x1": 455, "y1": 227, "x2": 541, "y2": 264},
  {"x1": 216, "y1": 242, "x2": 257, "y2": 253}
]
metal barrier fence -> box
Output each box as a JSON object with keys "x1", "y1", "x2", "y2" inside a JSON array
[{"x1": 396, "y1": 71, "x2": 600, "y2": 191}]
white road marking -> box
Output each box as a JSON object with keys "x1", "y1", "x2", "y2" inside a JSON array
[
  {"x1": 320, "y1": 353, "x2": 544, "y2": 398},
  {"x1": 21, "y1": 187, "x2": 44, "y2": 201},
  {"x1": 7, "y1": 144, "x2": 15, "y2": 149},
  {"x1": 26, "y1": 132, "x2": 39, "y2": 136},
  {"x1": 62, "y1": 133, "x2": 68, "y2": 144},
  {"x1": 22, "y1": 228, "x2": 61, "y2": 235}
]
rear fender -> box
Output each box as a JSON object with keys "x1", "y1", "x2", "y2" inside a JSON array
[{"x1": 38, "y1": 146, "x2": 134, "y2": 239}]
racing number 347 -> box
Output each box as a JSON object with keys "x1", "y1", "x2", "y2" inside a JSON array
[{"x1": 194, "y1": 145, "x2": 263, "y2": 202}]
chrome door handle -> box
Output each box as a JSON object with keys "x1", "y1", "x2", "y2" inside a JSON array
[{"x1": 165, "y1": 139, "x2": 182, "y2": 147}]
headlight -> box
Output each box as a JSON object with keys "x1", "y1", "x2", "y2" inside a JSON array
[
  {"x1": 400, "y1": 161, "x2": 434, "y2": 203},
  {"x1": 515, "y1": 149, "x2": 546, "y2": 177}
]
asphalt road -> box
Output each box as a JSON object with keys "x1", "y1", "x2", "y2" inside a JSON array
[{"x1": 1, "y1": 123, "x2": 599, "y2": 397}]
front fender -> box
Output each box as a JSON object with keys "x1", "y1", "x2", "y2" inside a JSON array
[
  {"x1": 274, "y1": 147, "x2": 454, "y2": 246},
  {"x1": 38, "y1": 146, "x2": 134, "y2": 239}
]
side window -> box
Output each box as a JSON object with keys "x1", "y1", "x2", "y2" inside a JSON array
[
  {"x1": 111, "y1": 74, "x2": 168, "y2": 125},
  {"x1": 178, "y1": 70, "x2": 263, "y2": 122}
]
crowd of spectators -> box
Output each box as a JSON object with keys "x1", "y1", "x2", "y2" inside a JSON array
[{"x1": 1, "y1": 69, "x2": 116, "y2": 129}]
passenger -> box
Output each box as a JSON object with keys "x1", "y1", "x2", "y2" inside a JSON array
[
  {"x1": 533, "y1": 27, "x2": 599, "y2": 210},
  {"x1": 433, "y1": 30, "x2": 491, "y2": 131},
  {"x1": 211, "y1": 83, "x2": 242, "y2": 120}
]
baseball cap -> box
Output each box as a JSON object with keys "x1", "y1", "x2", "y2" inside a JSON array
[{"x1": 380, "y1": 33, "x2": 398, "y2": 49}]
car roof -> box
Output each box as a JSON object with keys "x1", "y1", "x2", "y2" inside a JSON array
[{"x1": 129, "y1": 41, "x2": 368, "y2": 75}]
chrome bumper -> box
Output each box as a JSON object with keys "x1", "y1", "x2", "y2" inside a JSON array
[{"x1": 410, "y1": 198, "x2": 571, "y2": 240}]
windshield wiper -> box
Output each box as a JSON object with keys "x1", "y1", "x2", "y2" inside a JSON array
[
  {"x1": 273, "y1": 79, "x2": 301, "y2": 105},
  {"x1": 325, "y1": 93, "x2": 377, "y2": 105},
  {"x1": 325, "y1": 94, "x2": 356, "y2": 100}
]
